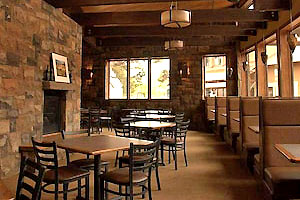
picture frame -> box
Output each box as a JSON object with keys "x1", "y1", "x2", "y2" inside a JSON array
[{"x1": 51, "y1": 53, "x2": 70, "y2": 83}]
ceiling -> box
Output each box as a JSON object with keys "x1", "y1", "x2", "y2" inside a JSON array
[{"x1": 44, "y1": 0, "x2": 283, "y2": 48}]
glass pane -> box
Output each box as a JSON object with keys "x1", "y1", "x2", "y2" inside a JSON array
[
  {"x1": 204, "y1": 56, "x2": 227, "y2": 97},
  {"x1": 151, "y1": 59, "x2": 170, "y2": 99},
  {"x1": 266, "y1": 43, "x2": 279, "y2": 97},
  {"x1": 130, "y1": 59, "x2": 148, "y2": 99},
  {"x1": 109, "y1": 60, "x2": 127, "y2": 99},
  {"x1": 293, "y1": 34, "x2": 300, "y2": 97},
  {"x1": 247, "y1": 51, "x2": 256, "y2": 96}
]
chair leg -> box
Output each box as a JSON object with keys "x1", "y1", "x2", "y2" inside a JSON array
[
  {"x1": 85, "y1": 176, "x2": 89, "y2": 200},
  {"x1": 54, "y1": 182, "x2": 59, "y2": 200},
  {"x1": 63, "y1": 183, "x2": 68, "y2": 200},
  {"x1": 160, "y1": 143, "x2": 164, "y2": 165},
  {"x1": 148, "y1": 171, "x2": 153, "y2": 200},
  {"x1": 77, "y1": 179, "x2": 82, "y2": 199},
  {"x1": 126, "y1": 186, "x2": 130, "y2": 200},
  {"x1": 115, "y1": 151, "x2": 119, "y2": 167},
  {"x1": 184, "y1": 144, "x2": 188, "y2": 167},
  {"x1": 155, "y1": 163, "x2": 161, "y2": 190},
  {"x1": 168, "y1": 146, "x2": 171, "y2": 164},
  {"x1": 100, "y1": 178, "x2": 105, "y2": 200},
  {"x1": 174, "y1": 146, "x2": 178, "y2": 170}
]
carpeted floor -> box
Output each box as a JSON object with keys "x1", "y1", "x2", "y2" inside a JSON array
[{"x1": 4, "y1": 130, "x2": 263, "y2": 200}]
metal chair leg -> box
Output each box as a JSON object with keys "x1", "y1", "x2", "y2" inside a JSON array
[
  {"x1": 155, "y1": 163, "x2": 161, "y2": 190},
  {"x1": 63, "y1": 183, "x2": 68, "y2": 200},
  {"x1": 85, "y1": 176, "x2": 89, "y2": 200},
  {"x1": 77, "y1": 179, "x2": 82, "y2": 199}
]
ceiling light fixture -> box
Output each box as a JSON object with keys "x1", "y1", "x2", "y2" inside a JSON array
[
  {"x1": 164, "y1": 40, "x2": 184, "y2": 50},
  {"x1": 161, "y1": 2, "x2": 191, "y2": 28}
]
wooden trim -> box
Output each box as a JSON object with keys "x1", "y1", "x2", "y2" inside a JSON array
[{"x1": 275, "y1": 144, "x2": 300, "y2": 163}]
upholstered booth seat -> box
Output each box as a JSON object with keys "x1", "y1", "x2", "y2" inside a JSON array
[
  {"x1": 264, "y1": 167, "x2": 300, "y2": 199},
  {"x1": 243, "y1": 142, "x2": 259, "y2": 151},
  {"x1": 253, "y1": 154, "x2": 261, "y2": 178}
]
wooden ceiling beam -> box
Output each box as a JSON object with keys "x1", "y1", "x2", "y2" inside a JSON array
[
  {"x1": 95, "y1": 36, "x2": 242, "y2": 47},
  {"x1": 254, "y1": 0, "x2": 290, "y2": 11},
  {"x1": 85, "y1": 25, "x2": 256, "y2": 38},
  {"x1": 73, "y1": 9, "x2": 278, "y2": 26},
  {"x1": 46, "y1": 0, "x2": 231, "y2": 8}
]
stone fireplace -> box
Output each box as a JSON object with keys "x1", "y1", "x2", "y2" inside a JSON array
[{"x1": 43, "y1": 90, "x2": 66, "y2": 134}]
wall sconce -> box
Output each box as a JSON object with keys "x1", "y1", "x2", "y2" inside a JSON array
[
  {"x1": 261, "y1": 51, "x2": 268, "y2": 65},
  {"x1": 227, "y1": 67, "x2": 233, "y2": 79},
  {"x1": 178, "y1": 61, "x2": 190, "y2": 78},
  {"x1": 242, "y1": 61, "x2": 248, "y2": 71},
  {"x1": 1, "y1": 5, "x2": 11, "y2": 22}
]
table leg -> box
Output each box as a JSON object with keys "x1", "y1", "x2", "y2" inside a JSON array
[{"x1": 94, "y1": 155, "x2": 103, "y2": 200}]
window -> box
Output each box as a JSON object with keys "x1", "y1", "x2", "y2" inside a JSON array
[
  {"x1": 151, "y1": 58, "x2": 170, "y2": 99},
  {"x1": 105, "y1": 58, "x2": 170, "y2": 100},
  {"x1": 246, "y1": 51, "x2": 257, "y2": 96},
  {"x1": 248, "y1": 4, "x2": 254, "y2": 10},
  {"x1": 292, "y1": 33, "x2": 300, "y2": 96},
  {"x1": 130, "y1": 59, "x2": 148, "y2": 99},
  {"x1": 266, "y1": 39, "x2": 279, "y2": 97},
  {"x1": 203, "y1": 55, "x2": 227, "y2": 97},
  {"x1": 106, "y1": 60, "x2": 127, "y2": 99}
]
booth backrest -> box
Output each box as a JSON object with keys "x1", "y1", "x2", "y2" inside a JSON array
[
  {"x1": 261, "y1": 98, "x2": 300, "y2": 169},
  {"x1": 206, "y1": 97, "x2": 215, "y2": 121},
  {"x1": 241, "y1": 97, "x2": 259, "y2": 147},
  {"x1": 216, "y1": 97, "x2": 226, "y2": 126},
  {"x1": 228, "y1": 97, "x2": 240, "y2": 134}
]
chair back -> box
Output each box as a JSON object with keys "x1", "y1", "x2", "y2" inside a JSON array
[
  {"x1": 205, "y1": 97, "x2": 215, "y2": 121},
  {"x1": 175, "y1": 113, "x2": 184, "y2": 122},
  {"x1": 240, "y1": 97, "x2": 259, "y2": 149},
  {"x1": 114, "y1": 125, "x2": 131, "y2": 137},
  {"x1": 260, "y1": 98, "x2": 300, "y2": 172},
  {"x1": 129, "y1": 140, "x2": 160, "y2": 174},
  {"x1": 16, "y1": 157, "x2": 46, "y2": 200},
  {"x1": 176, "y1": 120, "x2": 190, "y2": 141},
  {"x1": 32, "y1": 138, "x2": 58, "y2": 170}
]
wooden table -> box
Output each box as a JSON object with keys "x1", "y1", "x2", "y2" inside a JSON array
[
  {"x1": 0, "y1": 180, "x2": 14, "y2": 200},
  {"x1": 129, "y1": 121, "x2": 176, "y2": 129},
  {"x1": 56, "y1": 135, "x2": 151, "y2": 200},
  {"x1": 127, "y1": 114, "x2": 175, "y2": 120},
  {"x1": 233, "y1": 118, "x2": 240, "y2": 122},
  {"x1": 248, "y1": 126, "x2": 259, "y2": 134},
  {"x1": 275, "y1": 144, "x2": 300, "y2": 163}
]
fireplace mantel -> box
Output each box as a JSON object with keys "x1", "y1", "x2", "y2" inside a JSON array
[{"x1": 42, "y1": 81, "x2": 76, "y2": 91}]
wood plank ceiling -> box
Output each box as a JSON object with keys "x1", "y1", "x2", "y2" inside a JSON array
[{"x1": 45, "y1": 0, "x2": 282, "y2": 48}]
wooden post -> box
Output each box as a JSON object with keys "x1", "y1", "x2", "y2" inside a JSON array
[{"x1": 256, "y1": 42, "x2": 268, "y2": 96}]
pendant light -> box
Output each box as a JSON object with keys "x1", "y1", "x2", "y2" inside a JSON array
[{"x1": 161, "y1": 2, "x2": 191, "y2": 28}]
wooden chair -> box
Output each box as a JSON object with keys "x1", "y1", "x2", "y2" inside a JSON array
[
  {"x1": 259, "y1": 98, "x2": 300, "y2": 200},
  {"x1": 32, "y1": 138, "x2": 90, "y2": 200},
  {"x1": 113, "y1": 124, "x2": 131, "y2": 167},
  {"x1": 100, "y1": 140, "x2": 160, "y2": 200},
  {"x1": 161, "y1": 120, "x2": 190, "y2": 170},
  {"x1": 240, "y1": 97, "x2": 260, "y2": 173},
  {"x1": 16, "y1": 157, "x2": 46, "y2": 200},
  {"x1": 99, "y1": 109, "x2": 113, "y2": 131},
  {"x1": 89, "y1": 108, "x2": 102, "y2": 133},
  {"x1": 61, "y1": 130, "x2": 109, "y2": 172}
]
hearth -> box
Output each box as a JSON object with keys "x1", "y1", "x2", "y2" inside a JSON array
[{"x1": 43, "y1": 90, "x2": 66, "y2": 134}]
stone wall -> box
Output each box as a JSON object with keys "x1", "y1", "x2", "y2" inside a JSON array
[
  {"x1": 82, "y1": 44, "x2": 238, "y2": 131},
  {"x1": 0, "y1": 0, "x2": 82, "y2": 178}
]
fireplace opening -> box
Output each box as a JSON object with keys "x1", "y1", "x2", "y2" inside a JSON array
[{"x1": 43, "y1": 90, "x2": 66, "y2": 134}]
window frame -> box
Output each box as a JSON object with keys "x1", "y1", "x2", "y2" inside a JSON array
[
  {"x1": 202, "y1": 54, "x2": 227, "y2": 98},
  {"x1": 245, "y1": 49, "x2": 258, "y2": 97},
  {"x1": 105, "y1": 57, "x2": 171, "y2": 100}
]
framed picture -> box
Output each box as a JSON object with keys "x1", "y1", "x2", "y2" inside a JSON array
[{"x1": 51, "y1": 53, "x2": 70, "y2": 83}]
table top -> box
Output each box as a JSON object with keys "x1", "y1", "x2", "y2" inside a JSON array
[
  {"x1": 56, "y1": 135, "x2": 152, "y2": 155},
  {"x1": 127, "y1": 114, "x2": 175, "y2": 119},
  {"x1": 0, "y1": 180, "x2": 13, "y2": 200},
  {"x1": 129, "y1": 121, "x2": 176, "y2": 129},
  {"x1": 275, "y1": 144, "x2": 300, "y2": 163},
  {"x1": 233, "y1": 118, "x2": 240, "y2": 122},
  {"x1": 248, "y1": 126, "x2": 259, "y2": 134}
]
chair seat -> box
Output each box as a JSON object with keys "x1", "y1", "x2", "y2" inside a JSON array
[
  {"x1": 101, "y1": 168, "x2": 147, "y2": 185},
  {"x1": 44, "y1": 166, "x2": 89, "y2": 183},
  {"x1": 119, "y1": 155, "x2": 152, "y2": 164},
  {"x1": 161, "y1": 137, "x2": 183, "y2": 145},
  {"x1": 264, "y1": 167, "x2": 300, "y2": 198},
  {"x1": 70, "y1": 158, "x2": 109, "y2": 169}
]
